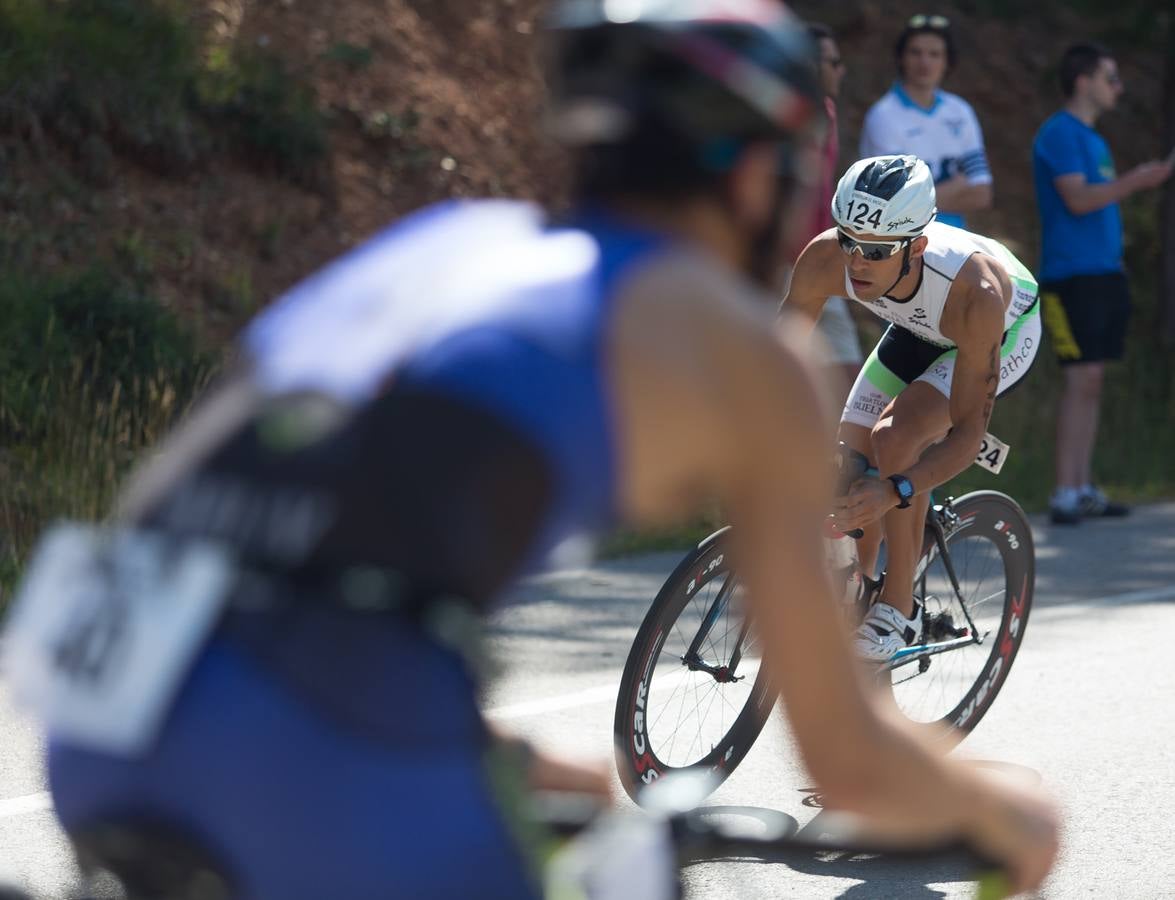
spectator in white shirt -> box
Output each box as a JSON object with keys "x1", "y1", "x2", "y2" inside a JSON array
[{"x1": 859, "y1": 14, "x2": 992, "y2": 229}]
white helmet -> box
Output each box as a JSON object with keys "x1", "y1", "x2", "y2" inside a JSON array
[{"x1": 831, "y1": 155, "x2": 937, "y2": 237}]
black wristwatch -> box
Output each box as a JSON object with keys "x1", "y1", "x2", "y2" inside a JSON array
[{"x1": 888, "y1": 474, "x2": 915, "y2": 509}]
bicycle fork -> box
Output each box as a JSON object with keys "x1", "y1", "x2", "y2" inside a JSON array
[{"x1": 682, "y1": 575, "x2": 747, "y2": 684}]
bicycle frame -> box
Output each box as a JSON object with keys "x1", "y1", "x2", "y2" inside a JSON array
[
  {"x1": 682, "y1": 498, "x2": 990, "y2": 682},
  {"x1": 883, "y1": 499, "x2": 987, "y2": 673}
]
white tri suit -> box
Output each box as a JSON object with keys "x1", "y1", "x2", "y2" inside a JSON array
[{"x1": 840, "y1": 221, "x2": 1041, "y2": 430}]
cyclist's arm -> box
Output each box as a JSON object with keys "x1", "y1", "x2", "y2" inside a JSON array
[
  {"x1": 896, "y1": 266, "x2": 1006, "y2": 495},
  {"x1": 780, "y1": 234, "x2": 841, "y2": 326}
]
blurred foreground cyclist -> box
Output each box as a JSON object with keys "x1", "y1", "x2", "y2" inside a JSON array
[{"x1": 6, "y1": 2, "x2": 1056, "y2": 898}]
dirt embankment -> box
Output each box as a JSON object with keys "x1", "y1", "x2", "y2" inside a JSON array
[{"x1": 6, "y1": 0, "x2": 1166, "y2": 339}]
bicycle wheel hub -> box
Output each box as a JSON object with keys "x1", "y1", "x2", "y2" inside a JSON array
[{"x1": 681, "y1": 654, "x2": 741, "y2": 683}]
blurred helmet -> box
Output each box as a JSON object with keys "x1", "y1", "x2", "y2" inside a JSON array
[
  {"x1": 545, "y1": 0, "x2": 819, "y2": 166},
  {"x1": 832, "y1": 155, "x2": 937, "y2": 237}
]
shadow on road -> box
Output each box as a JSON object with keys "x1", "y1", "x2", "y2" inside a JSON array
[
  {"x1": 1029, "y1": 503, "x2": 1175, "y2": 608},
  {"x1": 683, "y1": 806, "x2": 983, "y2": 900}
]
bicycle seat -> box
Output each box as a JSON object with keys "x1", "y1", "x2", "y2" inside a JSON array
[{"x1": 70, "y1": 821, "x2": 234, "y2": 900}]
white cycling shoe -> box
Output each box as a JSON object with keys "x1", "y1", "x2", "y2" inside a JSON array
[{"x1": 853, "y1": 600, "x2": 922, "y2": 663}]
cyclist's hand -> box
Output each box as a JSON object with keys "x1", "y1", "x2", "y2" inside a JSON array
[
  {"x1": 966, "y1": 770, "x2": 1060, "y2": 896},
  {"x1": 830, "y1": 476, "x2": 898, "y2": 531},
  {"x1": 527, "y1": 748, "x2": 614, "y2": 805}
]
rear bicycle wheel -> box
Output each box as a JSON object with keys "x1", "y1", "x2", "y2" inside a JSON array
[
  {"x1": 887, "y1": 490, "x2": 1034, "y2": 733},
  {"x1": 613, "y1": 528, "x2": 777, "y2": 803}
]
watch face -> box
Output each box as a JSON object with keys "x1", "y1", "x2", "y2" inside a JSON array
[{"x1": 890, "y1": 475, "x2": 913, "y2": 505}]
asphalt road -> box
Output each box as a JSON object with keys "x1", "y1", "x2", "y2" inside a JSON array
[{"x1": 1, "y1": 501, "x2": 1174, "y2": 898}]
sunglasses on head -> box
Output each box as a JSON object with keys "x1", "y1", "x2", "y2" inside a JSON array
[
  {"x1": 907, "y1": 13, "x2": 950, "y2": 29},
  {"x1": 836, "y1": 229, "x2": 911, "y2": 261}
]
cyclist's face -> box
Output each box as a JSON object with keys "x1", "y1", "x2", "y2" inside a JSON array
[{"x1": 840, "y1": 232, "x2": 926, "y2": 299}]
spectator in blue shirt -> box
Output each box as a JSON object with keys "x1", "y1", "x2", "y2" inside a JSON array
[{"x1": 1033, "y1": 42, "x2": 1172, "y2": 524}]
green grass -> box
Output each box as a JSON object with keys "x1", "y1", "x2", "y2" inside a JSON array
[
  {"x1": 0, "y1": 269, "x2": 217, "y2": 604},
  {"x1": 0, "y1": 0, "x2": 327, "y2": 178},
  {"x1": 599, "y1": 520, "x2": 720, "y2": 559}
]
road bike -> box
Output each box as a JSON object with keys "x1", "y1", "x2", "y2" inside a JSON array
[{"x1": 614, "y1": 451, "x2": 1034, "y2": 802}]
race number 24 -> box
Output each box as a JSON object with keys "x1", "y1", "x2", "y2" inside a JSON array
[{"x1": 975, "y1": 432, "x2": 1010, "y2": 474}]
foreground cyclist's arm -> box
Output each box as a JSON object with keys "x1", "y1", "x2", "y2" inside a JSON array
[{"x1": 609, "y1": 265, "x2": 1057, "y2": 895}]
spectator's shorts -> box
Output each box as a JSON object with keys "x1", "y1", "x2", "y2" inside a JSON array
[
  {"x1": 841, "y1": 301, "x2": 1040, "y2": 430},
  {"x1": 815, "y1": 295, "x2": 864, "y2": 366},
  {"x1": 1040, "y1": 272, "x2": 1131, "y2": 365}
]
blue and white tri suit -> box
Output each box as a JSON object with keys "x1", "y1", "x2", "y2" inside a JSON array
[{"x1": 48, "y1": 200, "x2": 672, "y2": 900}]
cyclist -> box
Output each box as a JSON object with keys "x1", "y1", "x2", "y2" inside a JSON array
[
  {"x1": 7, "y1": 4, "x2": 1055, "y2": 899},
  {"x1": 784, "y1": 154, "x2": 1041, "y2": 662}
]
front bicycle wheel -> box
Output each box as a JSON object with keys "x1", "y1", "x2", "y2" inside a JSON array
[
  {"x1": 613, "y1": 528, "x2": 777, "y2": 803},
  {"x1": 888, "y1": 490, "x2": 1034, "y2": 733}
]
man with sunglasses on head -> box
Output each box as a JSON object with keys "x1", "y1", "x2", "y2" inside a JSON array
[
  {"x1": 784, "y1": 154, "x2": 1041, "y2": 663},
  {"x1": 1034, "y1": 43, "x2": 1173, "y2": 525},
  {"x1": 860, "y1": 14, "x2": 992, "y2": 229}
]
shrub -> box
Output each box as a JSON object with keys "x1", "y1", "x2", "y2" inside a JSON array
[
  {"x1": 0, "y1": 269, "x2": 218, "y2": 603},
  {"x1": 0, "y1": 0, "x2": 327, "y2": 179}
]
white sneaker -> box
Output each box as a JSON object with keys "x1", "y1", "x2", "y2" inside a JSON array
[{"x1": 854, "y1": 600, "x2": 922, "y2": 662}]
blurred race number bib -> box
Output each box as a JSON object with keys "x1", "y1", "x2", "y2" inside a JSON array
[
  {"x1": 3, "y1": 524, "x2": 232, "y2": 756},
  {"x1": 974, "y1": 432, "x2": 1011, "y2": 475}
]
